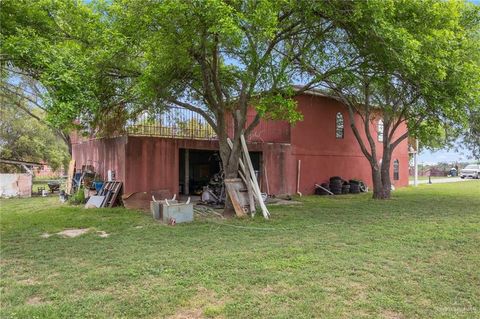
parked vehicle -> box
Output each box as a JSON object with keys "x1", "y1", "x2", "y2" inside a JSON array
[{"x1": 460, "y1": 164, "x2": 480, "y2": 179}]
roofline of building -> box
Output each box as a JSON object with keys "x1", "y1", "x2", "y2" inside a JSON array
[
  {"x1": 291, "y1": 85, "x2": 342, "y2": 101},
  {"x1": 0, "y1": 159, "x2": 42, "y2": 166}
]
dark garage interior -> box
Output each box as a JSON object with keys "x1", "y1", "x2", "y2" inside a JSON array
[{"x1": 179, "y1": 149, "x2": 261, "y2": 195}]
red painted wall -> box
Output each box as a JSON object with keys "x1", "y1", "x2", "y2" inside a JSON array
[
  {"x1": 291, "y1": 94, "x2": 409, "y2": 194},
  {"x1": 72, "y1": 137, "x2": 126, "y2": 183},
  {"x1": 226, "y1": 108, "x2": 291, "y2": 143},
  {"x1": 72, "y1": 93, "x2": 410, "y2": 197},
  {"x1": 122, "y1": 137, "x2": 293, "y2": 195},
  {"x1": 123, "y1": 137, "x2": 220, "y2": 195},
  {"x1": 245, "y1": 108, "x2": 291, "y2": 143},
  {"x1": 73, "y1": 136, "x2": 294, "y2": 196}
]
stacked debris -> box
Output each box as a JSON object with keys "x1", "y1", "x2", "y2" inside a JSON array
[
  {"x1": 225, "y1": 135, "x2": 270, "y2": 219},
  {"x1": 199, "y1": 135, "x2": 269, "y2": 219},
  {"x1": 200, "y1": 172, "x2": 225, "y2": 206},
  {"x1": 315, "y1": 177, "x2": 368, "y2": 196},
  {"x1": 63, "y1": 159, "x2": 123, "y2": 208}
]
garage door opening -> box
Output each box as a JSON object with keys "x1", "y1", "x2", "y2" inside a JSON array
[
  {"x1": 179, "y1": 149, "x2": 262, "y2": 196},
  {"x1": 179, "y1": 149, "x2": 221, "y2": 195}
]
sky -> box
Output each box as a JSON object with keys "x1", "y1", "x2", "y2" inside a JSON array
[{"x1": 418, "y1": 147, "x2": 475, "y2": 165}]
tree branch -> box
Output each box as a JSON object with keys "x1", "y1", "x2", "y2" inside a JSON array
[{"x1": 167, "y1": 99, "x2": 218, "y2": 132}]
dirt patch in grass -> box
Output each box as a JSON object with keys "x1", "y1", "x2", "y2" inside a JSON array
[
  {"x1": 169, "y1": 287, "x2": 226, "y2": 319},
  {"x1": 347, "y1": 281, "x2": 368, "y2": 302},
  {"x1": 382, "y1": 310, "x2": 404, "y2": 319},
  {"x1": 261, "y1": 285, "x2": 276, "y2": 295},
  {"x1": 26, "y1": 296, "x2": 46, "y2": 306},
  {"x1": 57, "y1": 228, "x2": 90, "y2": 238},
  {"x1": 19, "y1": 278, "x2": 39, "y2": 286},
  {"x1": 41, "y1": 229, "x2": 109, "y2": 238},
  {"x1": 258, "y1": 282, "x2": 294, "y2": 296},
  {"x1": 96, "y1": 231, "x2": 109, "y2": 238},
  {"x1": 170, "y1": 309, "x2": 204, "y2": 319}
]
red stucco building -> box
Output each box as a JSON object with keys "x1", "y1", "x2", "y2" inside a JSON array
[{"x1": 72, "y1": 90, "x2": 409, "y2": 197}]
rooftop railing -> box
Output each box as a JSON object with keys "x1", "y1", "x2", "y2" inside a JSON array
[
  {"x1": 126, "y1": 107, "x2": 217, "y2": 140},
  {"x1": 125, "y1": 106, "x2": 291, "y2": 143}
]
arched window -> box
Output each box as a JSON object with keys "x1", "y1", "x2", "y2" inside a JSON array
[
  {"x1": 336, "y1": 112, "x2": 344, "y2": 139},
  {"x1": 393, "y1": 159, "x2": 400, "y2": 180},
  {"x1": 377, "y1": 119, "x2": 384, "y2": 142}
]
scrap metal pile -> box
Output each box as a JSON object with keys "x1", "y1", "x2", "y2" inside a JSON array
[
  {"x1": 63, "y1": 160, "x2": 123, "y2": 208},
  {"x1": 198, "y1": 135, "x2": 269, "y2": 219},
  {"x1": 200, "y1": 170, "x2": 226, "y2": 206}
]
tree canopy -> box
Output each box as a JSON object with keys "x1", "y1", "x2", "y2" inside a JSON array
[
  {"x1": 1, "y1": 0, "x2": 479, "y2": 201},
  {"x1": 296, "y1": 0, "x2": 480, "y2": 198},
  {"x1": 0, "y1": 100, "x2": 69, "y2": 173}
]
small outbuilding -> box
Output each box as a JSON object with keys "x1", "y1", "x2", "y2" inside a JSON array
[{"x1": 0, "y1": 159, "x2": 39, "y2": 198}]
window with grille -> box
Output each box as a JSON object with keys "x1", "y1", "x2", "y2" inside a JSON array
[
  {"x1": 336, "y1": 112, "x2": 344, "y2": 139},
  {"x1": 377, "y1": 119, "x2": 384, "y2": 142},
  {"x1": 393, "y1": 159, "x2": 400, "y2": 180}
]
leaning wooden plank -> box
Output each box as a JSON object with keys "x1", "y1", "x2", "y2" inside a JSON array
[
  {"x1": 263, "y1": 159, "x2": 270, "y2": 195},
  {"x1": 224, "y1": 179, "x2": 247, "y2": 218},
  {"x1": 242, "y1": 153, "x2": 256, "y2": 214},
  {"x1": 227, "y1": 138, "x2": 248, "y2": 177},
  {"x1": 240, "y1": 135, "x2": 268, "y2": 212},
  {"x1": 227, "y1": 138, "x2": 263, "y2": 217},
  {"x1": 239, "y1": 170, "x2": 255, "y2": 213},
  {"x1": 240, "y1": 135, "x2": 270, "y2": 219},
  {"x1": 66, "y1": 159, "x2": 75, "y2": 195},
  {"x1": 98, "y1": 182, "x2": 110, "y2": 196},
  {"x1": 108, "y1": 182, "x2": 123, "y2": 207},
  {"x1": 101, "y1": 182, "x2": 115, "y2": 207}
]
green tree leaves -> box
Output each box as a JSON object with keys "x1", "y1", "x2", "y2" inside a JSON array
[{"x1": 0, "y1": 102, "x2": 69, "y2": 172}]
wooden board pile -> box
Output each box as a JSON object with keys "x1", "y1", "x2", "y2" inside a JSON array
[
  {"x1": 226, "y1": 135, "x2": 270, "y2": 219},
  {"x1": 85, "y1": 181, "x2": 123, "y2": 208},
  {"x1": 65, "y1": 159, "x2": 76, "y2": 195}
]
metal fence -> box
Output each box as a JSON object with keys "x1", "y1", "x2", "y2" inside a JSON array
[
  {"x1": 126, "y1": 107, "x2": 217, "y2": 140},
  {"x1": 126, "y1": 106, "x2": 291, "y2": 143}
]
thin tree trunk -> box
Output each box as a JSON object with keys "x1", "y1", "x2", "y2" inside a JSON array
[
  {"x1": 380, "y1": 145, "x2": 393, "y2": 199},
  {"x1": 61, "y1": 132, "x2": 72, "y2": 155},
  {"x1": 221, "y1": 144, "x2": 242, "y2": 217}
]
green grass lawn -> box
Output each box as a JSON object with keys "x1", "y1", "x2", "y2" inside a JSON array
[
  {"x1": 1, "y1": 182, "x2": 479, "y2": 318},
  {"x1": 408, "y1": 176, "x2": 450, "y2": 181}
]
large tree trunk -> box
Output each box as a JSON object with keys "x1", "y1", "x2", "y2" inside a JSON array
[
  {"x1": 371, "y1": 164, "x2": 387, "y2": 199},
  {"x1": 369, "y1": 149, "x2": 394, "y2": 200},
  {"x1": 220, "y1": 141, "x2": 243, "y2": 217},
  {"x1": 369, "y1": 143, "x2": 394, "y2": 200},
  {"x1": 217, "y1": 110, "x2": 247, "y2": 217}
]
